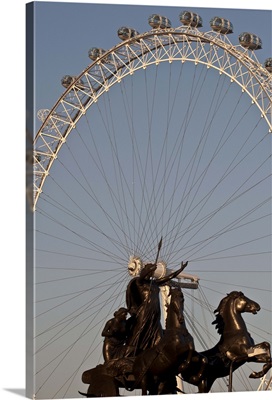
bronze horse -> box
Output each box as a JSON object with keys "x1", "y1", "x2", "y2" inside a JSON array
[
  {"x1": 179, "y1": 291, "x2": 272, "y2": 392},
  {"x1": 131, "y1": 287, "x2": 207, "y2": 394}
]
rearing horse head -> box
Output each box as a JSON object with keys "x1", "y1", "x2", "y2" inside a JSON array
[
  {"x1": 212, "y1": 291, "x2": 261, "y2": 334},
  {"x1": 215, "y1": 291, "x2": 260, "y2": 315},
  {"x1": 165, "y1": 287, "x2": 185, "y2": 329},
  {"x1": 228, "y1": 291, "x2": 261, "y2": 315},
  {"x1": 232, "y1": 292, "x2": 261, "y2": 314}
]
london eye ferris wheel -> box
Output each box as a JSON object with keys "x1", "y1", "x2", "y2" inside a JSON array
[{"x1": 30, "y1": 2, "x2": 272, "y2": 399}]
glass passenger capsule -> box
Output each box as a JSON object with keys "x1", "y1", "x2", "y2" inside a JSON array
[
  {"x1": 61, "y1": 75, "x2": 76, "y2": 88},
  {"x1": 88, "y1": 47, "x2": 113, "y2": 63},
  {"x1": 37, "y1": 109, "x2": 50, "y2": 122},
  {"x1": 148, "y1": 14, "x2": 172, "y2": 29},
  {"x1": 264, "y1": 58, "x2": 272, "y2": 73},
  {"x1": 210, "y1": 17, "x2": 233, "y2": 34},
  {"x1": 238, "y1": 32, "x2": 262, "y2": 50},
  {"x1": 61, "y1": 75, "x2": 83, "y2": 89},
  {"x1": 179, "y1": 11, "x2": 203, "y2": 28},
  {"x1": 117, "y1": 26, "x2": 139, "y2": 41},
  {"x1": 88, "y1": 47, "x2": 105, "y2": 61}
]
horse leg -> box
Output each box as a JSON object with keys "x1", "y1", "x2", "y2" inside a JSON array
[
  {"x1": 179, "y1": 344, "x2": 194, "y2": 372},
  {"x1": 249, "y1": 359, "x2": 272, "y2": 379},
  {"x1": 248, "y1": 342, "x2": 272, "y2": 379},
  {"x1": 198, "y1": 379, "x2": 208, "y2": 393},
  {"x1": 141, "y1": 376, "x2": 148, "y2": 396},
  {"x1": 228, "y1": 361, "x2": 234, "y2": 392},
  {"x1": 195, "y1": 354, "x2": 208, "y2": 381},
  {"x1": 158, "y1": 375, "x2": 178, "y2": 394},
  {"x1": 189, "y1": 352, "x2": 208, "y2": 384},
  {"x1": 141, "y1": 374, "x2": 150, "y2": 396}
]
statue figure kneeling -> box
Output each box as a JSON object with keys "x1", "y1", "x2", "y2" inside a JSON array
[{"x1": 102, "y1": 307, "x2": 129, "y2": 362}]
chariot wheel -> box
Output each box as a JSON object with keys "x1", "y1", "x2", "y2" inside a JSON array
[{"x1": 31, "y1": 6, "x2": 272, "y2": 398}]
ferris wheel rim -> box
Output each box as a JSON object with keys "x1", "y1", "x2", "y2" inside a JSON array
[{"x1": 33, "y1": 26, "x2": 272, "y2": 210}]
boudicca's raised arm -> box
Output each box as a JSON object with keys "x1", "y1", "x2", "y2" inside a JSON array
[
  {"x1": 156, "y1": 261, "x2": 188, "y2": 285},
  {"x1": 138, "y1": 263, "x2": 157, "y2": 281}
]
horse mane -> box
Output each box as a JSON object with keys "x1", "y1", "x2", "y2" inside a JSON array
[{"x1": 212, "y1": 291, "x2": 244, "y2": 334}]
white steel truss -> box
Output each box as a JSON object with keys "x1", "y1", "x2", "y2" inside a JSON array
[{"x1": 33, "y1": 26, "x2": 272, "y2": 210}]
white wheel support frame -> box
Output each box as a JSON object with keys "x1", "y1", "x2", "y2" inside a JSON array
[{"x1": 33, "y1": 26, "x2": 272, "y2": 210}]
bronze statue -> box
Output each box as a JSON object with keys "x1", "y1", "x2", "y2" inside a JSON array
[
  {"x1": 125, "y1": 261, "x2": 188, "y2": 356},
  {"x1": 101, "y1": 307, "x2": 128, "y2": 362},
  {"x1": 80, "y1": 267, "x2": 272, "y2": 397}
]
